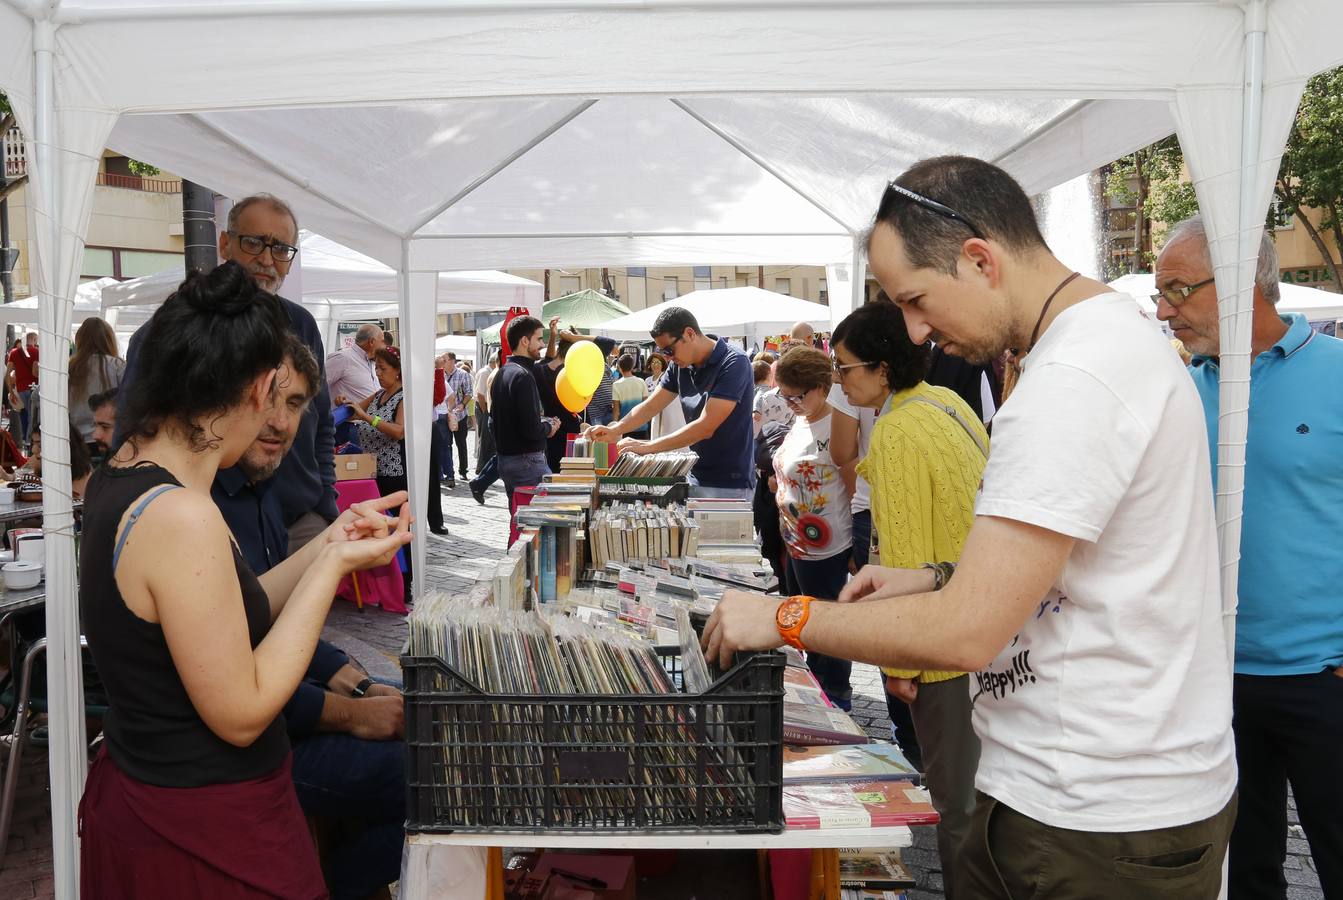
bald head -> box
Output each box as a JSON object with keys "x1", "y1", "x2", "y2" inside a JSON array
[{"x1": 789, "y1": 321, "x2": 815, "y2": 343}]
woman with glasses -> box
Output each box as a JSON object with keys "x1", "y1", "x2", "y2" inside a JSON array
[
  {"x1": 830, "y1": 300, "x2": 988, "y2": 899},
  {"x1": 771, "y1": 346, "x2": 854, "y2": 710}
]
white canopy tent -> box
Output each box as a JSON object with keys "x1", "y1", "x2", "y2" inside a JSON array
[
  {"x1": 3, "y1": 2, "x2": 1342, "y2": 895},
  {"x1": 95, "y1": 230, "x2": 542, "y2": 350},
  {"x1": 0, "y1": 277, "x2": 113, "y2": 327},
  {"x1": 1110, "y1": 271, "x2": 1343, "y2": 323},
  {"x1": 594, "y1": 286, "x2": 831, "y2": 340}
]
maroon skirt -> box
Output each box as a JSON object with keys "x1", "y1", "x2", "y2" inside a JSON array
[{"x1": 79, "y1": 747, "x2": 327, "y2": 899}]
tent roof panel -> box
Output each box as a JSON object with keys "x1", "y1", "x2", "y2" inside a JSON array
[{"x1": 418, "y1": 98, "x2": 851, "y2": 239}]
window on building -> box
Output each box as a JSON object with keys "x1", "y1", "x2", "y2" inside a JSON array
[
  {"x1": 775, "y1": 277, "x2": 791, "y2": 296},
  {"x1": 663, "y1": 277, "x2": 679, "y2": 300},
  {"x1": 82, "y1": 246, "x2": 184, "y2": 280},
  {"x1": 558, "y1": 275, "x2": 582, "y2": 295},
  {"x1": 819, "y1": 279, "x2": 828, "y2": 304},
  {"x1": 627, "y1": 267, "x2": 647, "y2": 277}
]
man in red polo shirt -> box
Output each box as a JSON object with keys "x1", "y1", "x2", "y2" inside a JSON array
[{"x1": 5, "y1": 332, "x2": 39, "y2": 449}]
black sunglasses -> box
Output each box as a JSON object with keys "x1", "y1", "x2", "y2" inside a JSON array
[{"x1": 882, "y1": 182, "x2": 986, "y2": 241}]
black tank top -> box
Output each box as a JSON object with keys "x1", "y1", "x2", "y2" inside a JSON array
[{"x1": 80, "y1": 463, "x2": 289, "y2": 787}]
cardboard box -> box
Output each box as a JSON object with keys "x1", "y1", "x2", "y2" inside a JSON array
[{"x1": 334, "y1": 453, "x2": 377, "y2": 482}]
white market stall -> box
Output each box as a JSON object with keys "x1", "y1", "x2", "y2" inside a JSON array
[
  {"x1": 3, "y1": 1, "x2": 1343, "y2": 896},
  {"x1": 96, "y1": 230, "x2": 542, "y2": 350},
  {"x1": 593, "y1": 286, "x2": 830, "y2": 341}
]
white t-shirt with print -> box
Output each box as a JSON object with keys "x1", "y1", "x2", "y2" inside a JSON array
[
  {"x1": 772, "y1": 411, "x2": 852, "y2": 561},
  {"x1": 753, "y1": 386, "x2": 794, "y2": 437},
  {"x1": 971, "y1": 292, "x2": 1236, "y2": 833},
  {"x1": 827, "y1": 385, "x2": 873, "y2": 514}
]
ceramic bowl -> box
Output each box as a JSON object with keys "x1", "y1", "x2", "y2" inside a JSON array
[{"x1": 3, "y1": 560, "x2": 42, "y2": 590}]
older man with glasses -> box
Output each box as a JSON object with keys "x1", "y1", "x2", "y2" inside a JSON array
[
  {"x1": 1156, "y1": 215, "x2": 1343, "y2": 900},
  {"x1": 119, "y1": 193, "x2": 339, "y2": 552}
]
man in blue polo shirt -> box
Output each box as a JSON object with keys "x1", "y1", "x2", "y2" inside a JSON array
[
  {"x1": 586, "y1": 307, "x2": 755, "y2": 497},
  {"x1": 1156, "y1": 214, "x2": 1343, "y2": 900}
]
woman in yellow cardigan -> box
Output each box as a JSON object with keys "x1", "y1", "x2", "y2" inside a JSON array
[{"x1": 830, "y1": 302, "x2": 988, "y2": 900}]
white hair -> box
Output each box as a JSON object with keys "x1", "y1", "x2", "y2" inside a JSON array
[
  {"x1": 353, "y1": 323, "x2": 382, "y2": 346},
  {"x1": 1162, "y1": 214, "x2": 1281, "y2": 305}
]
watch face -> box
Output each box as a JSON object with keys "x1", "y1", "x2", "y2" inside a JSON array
[{"x1": 778, "y1": 600, "x2": 804, "y2": 629}]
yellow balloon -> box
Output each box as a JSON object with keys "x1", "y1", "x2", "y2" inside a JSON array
[
  {"x1": 556, "y1": 368, "x2": 591, "y2": 415},
  {"x1": 565, "y1": 340, "x2": 605, "y2": 395}
]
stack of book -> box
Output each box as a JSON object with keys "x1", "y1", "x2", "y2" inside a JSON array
[
  {"x1": 514, "y1": 505, "x2": 584, "y2": 604},
  {"x1": 605, "y1": 450, "x2": 697, "y2": 478},
  {"x1": 783, "y1": 781, "x2": 937, "y2": 829},
  {"x1": 568, "y1": 435, "x2": 617, "y2": 470},
  {"x1": 839, "y1": 849, "x2": 915, "y2": 897},
  {"x1": 587, "y1": 501, "x2": 700, "y2": 568}
]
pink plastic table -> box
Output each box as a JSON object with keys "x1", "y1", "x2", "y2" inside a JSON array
[{"x1": 334, "y1": 478, "x2": 407, "y2": 614}]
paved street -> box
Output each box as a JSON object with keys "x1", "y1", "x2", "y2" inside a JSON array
[{"x1": 0, "y1": 462, "x2": 1325, "y2": 899}]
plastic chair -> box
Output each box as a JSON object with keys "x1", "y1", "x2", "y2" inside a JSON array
[{"x1": 0, "y1": 634, "x2": 100, "y2": 866}]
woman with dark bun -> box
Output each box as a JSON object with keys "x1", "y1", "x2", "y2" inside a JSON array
[{"x1": 78, "y1": 262, "x2": 411, "y2": 899}]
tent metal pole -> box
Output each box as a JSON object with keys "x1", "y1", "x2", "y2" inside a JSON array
[
  {"x1": 408, "y1": 99, "x2": 598, "y2": 234},
  {"x1": 671, "y1": 99, "x2": 855, "y2": 234},
  {"x1": 1215, "y1": 0, "x2": 1266, "y2": 669},
  {"x1": 34, "y1": 17, "x2": 84, "y2": 900}
]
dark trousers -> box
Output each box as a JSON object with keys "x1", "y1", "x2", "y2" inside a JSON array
[
  {"x1": 291, "y1": 732, "x2": 407, "y2": 900},
  {"x1": 963, "y1": 790, "x2": 1237, "y2": 899},
  {"x1": 439, "y1": 415, "x2": 469, "y2": 480},
  {"x1": 1229, "y1": 669, "x2": 1343, "y2": 900},
  {"x1": 375, "y1": 473, "x2": 410, "y2": 580},
  {"x1": 850, "y1": 509, "x2": 872, "y2": 570},
  {"x1": 753, "y1": 477, "x2": 786, "y2": 585},
  {"x1": 427, "y1": 418, "x2": 445, "y2": 530},
  {"x1": 475, "y1": 406, "x2": 495, "y2": 473},
  {"x1": 908, "y1": 675, "x2": 980, "y2": 900},
  {"x1": 786, "y1": 551, "x2": 852, "y2": 711}
]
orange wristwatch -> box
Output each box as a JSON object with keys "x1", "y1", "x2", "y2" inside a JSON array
[{"x1": 775, "y1": 595, "x2": 814, "y2": 650}]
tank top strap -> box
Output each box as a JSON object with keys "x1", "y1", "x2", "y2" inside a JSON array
[{"x1": 112, "y1": 484, "x2": 184, "y2": 572}]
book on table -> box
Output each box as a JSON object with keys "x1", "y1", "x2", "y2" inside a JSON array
[
  {"x1": 838, "y1": 849, "x2": 915, "y2": 888},
  {"x1": 783, "y1": 781, "x2": 938, "y2": 829},
  {"x1": 840, "y1": 889, "x2": 908, "y2": 900},
  {"x1": 782, "y1": 701, "x2": 869, "y2": 746},
  {"x1": 783, "y1": 742, "x2": 920, "y2": 785}
]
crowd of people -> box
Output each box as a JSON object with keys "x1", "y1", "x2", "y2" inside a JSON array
[{"x1": 0, "y1": 148, "x2": 1331, "y2": 900}]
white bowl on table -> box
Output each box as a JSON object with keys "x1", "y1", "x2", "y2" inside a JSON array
[{"x1": 3, "y1": 560, "x2": 42, "y2": 590}]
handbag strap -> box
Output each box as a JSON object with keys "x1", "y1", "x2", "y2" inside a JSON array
[{"x1": 896, "y1": 394, "x2": 989, "y2": 459}]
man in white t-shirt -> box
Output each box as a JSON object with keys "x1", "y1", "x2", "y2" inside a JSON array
[{"x1": 704, "y1": 155, "x2": 1236, "y2": 899}]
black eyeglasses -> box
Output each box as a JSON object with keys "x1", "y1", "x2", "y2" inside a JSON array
[
  {"x1": 232, "y1": 232, "x2": 298, "y2": 262},
  {"x1": 882, "y1": 182, "x2": 986, "y2": 241},
  {"x1": 1151, "y1": 278, "x2": 1215, "y2": 308}
]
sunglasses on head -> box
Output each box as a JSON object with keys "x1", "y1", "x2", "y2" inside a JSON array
[{"x1": 881, "y1": 182, "x2": 986, "y2": 241}]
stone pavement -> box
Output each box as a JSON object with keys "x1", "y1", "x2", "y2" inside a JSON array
[{"x1": 0, "y1": 464, "x2": 1325, "y2": 899}]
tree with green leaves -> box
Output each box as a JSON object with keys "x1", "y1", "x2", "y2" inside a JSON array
[
  {"x1": 1105, "y1": 65, "x2": 1343, "y2": 289},
  {"x1": 1274, "y1": 66, "x2": 1343, "y2": 292}
]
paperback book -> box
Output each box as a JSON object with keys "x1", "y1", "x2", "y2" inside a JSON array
[
  {"x1": 782, "y1": 743, "x2": 920, "y2": 785},
  {"x1": 783, "y1": 781, "x2": 938, "y2": 830}
]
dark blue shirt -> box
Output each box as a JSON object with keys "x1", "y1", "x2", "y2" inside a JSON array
[
  {"x1": 211, "y1": 467, "x2": 349, "y2": 737},
  {"x1": 120, "y1": 290, "x2": 339, "y2": 525},
  {"x1": 658, "y1": 335, "x2": 756, "y2": 489}
]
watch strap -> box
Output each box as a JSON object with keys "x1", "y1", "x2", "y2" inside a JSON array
[{"x1": 351, "y1": 677, "x2": 374, "y2": 698}]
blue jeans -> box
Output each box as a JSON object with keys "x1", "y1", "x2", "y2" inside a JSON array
[
  {"x1": 587, "y1": 407, "x2": 614, "y2": 427},
  {"x1": 497, "y1": 451, "x2": 550, "y2": 500},
  {"x1": 17, "y1": 389, "x2": 32, "y2": 446},
  {"x1": 290, "y1": 731, "x2": 406, "y2": 900},
  {"x1": 787, "y1": 551, "x2": 853, "y2": 711},
  {"x1": 471, "y1": 454, "x2": 499, "y2": 492}
]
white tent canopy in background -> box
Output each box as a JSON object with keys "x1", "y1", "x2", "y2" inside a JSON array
[
  {"x1": 95, "y1": 230, "x2": 542, "y2": 350},
  {"x1": 4, "y1": 2, "x2": 1343, "y2": 896},
  {"x1": 1109, "y1": 272, "x2": 1343, "y2": 323},
  {"x1": 0, "y1": 277, "x2": 113, "y2": 327},
  {"x1": 594, "y1": 287, "x2": 831, "y2": 341}
]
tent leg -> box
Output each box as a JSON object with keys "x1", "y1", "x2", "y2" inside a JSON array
[{"x1": 398, "y1": 241, "x2": 437, "y2": 604}]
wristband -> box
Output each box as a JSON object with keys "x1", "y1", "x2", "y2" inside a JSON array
[
  {"x1": 921, "y1": 561, "x2": 957, "y2": 591},
  {"x1": 371, "y1": 415, "x2": 382, "y2": 428},
  {"x1": 351, "y1": 677, "x2": 373, "y2": 698}
]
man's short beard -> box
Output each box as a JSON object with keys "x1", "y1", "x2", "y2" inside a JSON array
[{"x1": 239, "y1": 455, "x2": 283, "y2": 482}]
